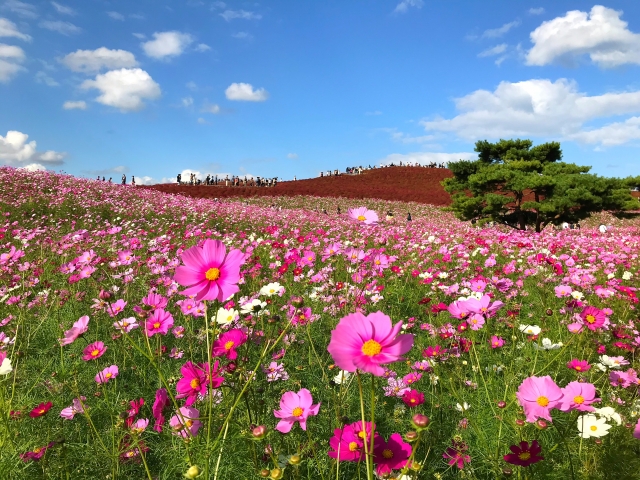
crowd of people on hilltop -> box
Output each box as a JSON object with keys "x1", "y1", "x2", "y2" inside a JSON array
[
  {"x1": 177, "y1": 173, "x2": 279, "y2": 187},
  {"x1": 94, "y1": 174, "x2": 137, "y2": 185},
  {"x1": 343, "y1": 161, "x2": 447, "y2": 175}
]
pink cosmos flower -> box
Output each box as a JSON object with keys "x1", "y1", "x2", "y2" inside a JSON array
[
  {"x1": 634, "y1": 418, "x2": 640, "y2": 440},
  {"x1": 489, "y1": 335, "x2": 505, "y2": 348},
  {"x1": 559, "y1": 381, "x2": 600, "y2": 412},
  {"x1": 95, "y1": 365, "x2": 119, "y2": 384},
  {"x1": 328, "y1": 424, "x2": 364, "y2": 462},
  {"x1": 82, "y1": 341, "x2": 107, "y2": 361},
  {"x1": 130, "y1": 418, "x2": 149, "y2": 434},
  {"x1": 447, "y1": 301, "x2": 470, "y2": 320},
  {"x1": 466, "y1": 314, "x2": 485, "y2": 330},
  {"x1": 59, "y1": 315, "x2": 89, "y2": 346},
  {"x1": 114, "y1": 317, "x2": 139, "y2": 333},
  {"x1": 347, "y1": 206, "x2": 378, "y2": 225},
  {"x1": 176, "y1": 361, "x2": 224, "y2": 406},
  {"x1": 152, "y1": 388, "x2": 169, "y2": 432},
  {"x1": 443, "y1": 440, "x2": 471, "y2": 469},
  {"x1": 107, "y1": 299, "x2": 127, "y2": 317},
  {"x1": 567, "y1": 359, "x2": 591, "y2": 372},
  {"x1": 554, "y1": 285, "x2": 573, "y2": 297},
  {"x1": 516, "y1": 376, "x2": 563, "y2": 423},
  {"x1": 462, "y1": 295, "x2": 503, "y2": 317},
  {"x1": 141, "y1": 292, "x2": 168, "y2": 311},
  {"x1": 173, "y1": 239, "x2": 245, "y2": 302},
  {"x1": 273, "y1": 388, "x2": 320, "y2": 433},
  {"x1": 609, "y1": 371, "x2": 632, "y2": 388},
  {"x1": 373, "y1": 433, "x2": 412, "y2": 476},
  {"x1": 169, "y1": 406, "x2": 202, "y2": 438},
  {"x1": 212, "y1": 329, "x2": 247, "y2": 360},
  {"x1": 402, "y1": 389, "x2": 425, "y2": 407},
  {"x1": 580, "y1": 306, "x2": 605, "y2": 331},
  {"x1": 327, "y1": 311, "x2": 414, "y2": 376},
  {"x1": 60, "y1": 397, "x2": 85, "y2": 420},
  {"x1": 144, "y1": 308, "x2": 174, "y2": 337}
]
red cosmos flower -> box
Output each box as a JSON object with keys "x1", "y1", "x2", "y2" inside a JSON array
[
  {"x1": 29, "y1": 401, "x2": 53, "y2": 418},
  {"x1": 402, "y1": 389, "x2": 425, "y2": 408},
  {"x1": 20, "y1": 442, "x2": 55, "y2": 462},
  {"x1": 504, "y1": 440, "x2": 544, "y2": 467}
]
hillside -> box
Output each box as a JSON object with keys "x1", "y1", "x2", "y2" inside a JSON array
[{"x1": 143, "y1": 166, "x2": 454, "y2": 205}]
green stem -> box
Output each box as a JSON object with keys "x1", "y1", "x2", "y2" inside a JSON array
[{"x1": 356, "y1": 371, "x2": 373, "y2": 480}]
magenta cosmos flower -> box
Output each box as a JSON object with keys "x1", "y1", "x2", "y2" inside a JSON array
[
  {"x1": 176, "y1": 361, "x2": 224, "y2": 406},
  {"x1": 152, "y1": 388, "x2": 169, "y2": 432},
  {"x1": 373, "y1": 433, "x2": 412, "y2": 476},
  {"x1": 59, "y1": 315, "x2": 89, "y2": 346},
  {"x1": 273, "y1": 388, "x2": 320, "y2": 433},
  {"x1": 559, "y1": 381, "x2": 600, "y2": 412},
  {"x1": 516, "y1": 376, "x2": 563, "y2": 423},
  {"x1": 144, "y1": 309, "x2": 174, "y2": 337},
  {"x1": 580, "y1": 306, "x2": 606, "y2": 331},
  {"x1": 212, "y1": 329, "x2": 247, "y2": 360},
  {"x1": 82, "y1": 341, "x2": 107, "y2": 361},
  {"x1": 173, "y1": 239, "x2": 245, "y2": 302},
  {"x1": 347, "y1": 206, "x2": 378, "y2": 225},
  {"x1": 504, "y1": 440, "x2": 543, "y2": 467},
  {"x1": 327, "y1": 311, "x2": 414, "y2": 376}
]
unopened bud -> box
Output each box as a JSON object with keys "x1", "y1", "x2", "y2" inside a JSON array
[
  {"x1": 289, "y1": 454, "x2": 302, "y2": 465},
  {"x1": 290, "y1": 296, "x2": 304, "y2": 308},
  {"x1": 99, "y1": 289, "x2": 111, "y2": 300},
  {"x1": 502, "y1": 467, "x2": 513, "y2": 476},
  {"x1": 411, "y1": 414, "x2": 429, "y2": 429},
  {"x1": 545, "y1": 308, "x2": 553, "y2": 316},
  {"x1": 410, "y1": 462, "x2": 422, "y2": 471},
  {"x1": 497, "y1": 401, "x2": 506, "y2": 409},
  {"x1": 184, "y1": 465, "x2": 201, "y2": 479},
  {"x1": 535, "y1": 419, "x2": 548, "y2": 430},
  {"x1": 252, "y1": 425, "x2": 267, "y2": 439},
  {"x1": 259, "y1": 469, "x2": 270, "y2": 478},
  {"x1": 404, "y1": 431, "x2": 419, "y2": 442},
  {"x1": 269, "y1": 468, "x2": 283, "y2": 480},
  {"x1": 515, "y1": 419, "x2": 525, "y2": 427}
]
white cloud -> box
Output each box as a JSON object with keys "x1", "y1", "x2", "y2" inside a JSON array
[
  {"x1": 287, "y1": 153, "x2": 298, "y2": 159},
  {"x1": 0, "y1": 43, "x2": 24, "y2": 82},
  {"x1": 51, "y1": 2, "x2": 74, "y2": 15},
  {"x1": 21, "y1": 162, "x2": 46, "y2": 171},
  {"x1": 380, "y1": 127, "x2": 437, "y2": 144},
  {"x1": 142, "y1": 31, "x2": 194, "y2": 59},
  {"x1": 197, "y1": 117, "x2": 207, "y2": 124},
  {"x1": 0, "y1": 130, "x2": 66, "y2": 167},
  {"x1": 393, "y1": 0, "x2": 423, "y2": 14},
  {"x1": 225, "y1": 82, "x2": 268, "y2": 101},
  {"x1": 181, "y1": 96, "x2": 193, "y2": 107},
  {"x1": 195, "y1": 43, "x2": 210, "y2": 52},
  {"x1": 63, "y1": 100, "x2": 86, "y2": 110},
  {"x1": 39, "y1": 20, "x2": 81, "y2": 35},
  {"x1": 202, "y1": 103, "x2": 220, "y2": 113},
  {"x1": 107, "y1": 11, "x2": 125, "y2": 21},
  {"x1": 2, "y1": 1, "x2": 37, "y2": 19},
  {"x1": 526, "y1": 6, "x2": 640, "y2": 68},
  {"x1": 379, "y1": 151, "x2": 476, "y2": 166},
  {"x1": 420, "y1": 78, "x2": 640, "y2": 147},
  {"x1": 186, "y1": 81, "x2": 197, "y2": 91},
  {"x1": 211, "y1": 1, "x2": 226, "y2": 10},
  {"x1": 232, "y1": 31, "x2": 252, "y2": 39},
  {"x1": 35, "y1": 70, "x2": 58, "y2": 86},
  {"x1": 528, "y1": 7, "x2": 544, "y2": 15},
  {"x1": 81, "y1": 68, "x2": 161, "y2": 112},
  {"x1": 0, "y1": 17, "x2": 31, "y2": 41},
  {"x1": 478, "y1": 43, "x2": 507, "y2": 57},
  {"x1": 135, "y1": 175, "x2": 154, "y2": 185},
  {"x1": 60, "y1": 47, "x2": 138, "y2": 73},
  {"x1": 219, "y1": 10, "x2": 261, "y2": 22},
  {"x1": 568, "y1": 117, "x2": 640, "y2": 146},
  {"x1": 482, "y1": 20, "x2": 520, "y2": 38},
  {"x1": 132, "y1": 32, "x2": 145, "y2": 39}
]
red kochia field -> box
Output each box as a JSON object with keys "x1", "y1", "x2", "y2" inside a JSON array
[{"x1": 144, "y1": 166, "x2": 454, "y2": 205}]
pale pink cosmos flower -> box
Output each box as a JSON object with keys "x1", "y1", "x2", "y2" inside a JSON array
[
  {"x1": 554, "y1": 285, "x2": 573, "y2": 298},
  {"x1": 559, "y1": 381, "x2": 600, "y2": 412},
  {"x1": 144, "y1": 309, "x2": 174, "y2": 337},
  {"x1": 169, "y1": 406, "x2": 202, "y2": 438},
  {"x1": 59, "y1": 315, "x2": 89, "y2": 346},
  {"x1": 130, "y1": 418, "x2": 149, "y2": 434},
  {"x1": 347, "y1": 206, "x2": 378, "y2": 225},
  {"x1": 107, "y1": 299, "x2": 127, "y2": 317},
  {"x1": 327, "y1": 311, "x2": 414, "y2": 376},
  {"x1": 273, "y1": 388, "x2": 320, "y2": 433},
  {"x1": 173, "y1": 239, "x2": 245, "y2": 302},
  {"x1": 60, "y1": 397, "x2": 86, "y2": 420},
  {"x1": 95, "y1": 365, "x2": 119, "y2": 384},
  {"x1": 466, "y1": 314, "x2": 485, "y2": 330},
  {"x1": 113, "y1": 317, "x2": 139, "y2": 333},
  {"x1": 516, "y1": 376, "x2": 563, "y2": 423},
  {"x1": 462, "y1": 295, "x2": 503, "y2": 317}
]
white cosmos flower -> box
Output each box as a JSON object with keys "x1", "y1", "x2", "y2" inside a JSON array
[
  {"x1": 519, "y1": 325, "x2": 541, "y2": 335},
  {"x1": 622, "y1": 271, "x2": 632, "y2": 280},
  {"x1": 594, "y1": 407, "x2": 622, "y2": 426},
  {"x1": 455, "y1": 402, "x2": 470, "y2": 412},
  {"x1": 240, "y1": 299, "x2": 267, "y2": 316},
  {"x1": 570, "y1": 291, "x2": 584, "y2": 300},
  {"x1": 0, "y1": 357, "x2": 12, "y2": 376},
  {"x1": 216, "y1": 307, "x2": 239, "y2": 325},
  {"x1": 533, "y1": 338, "x2": 563, "y2": 350},
  {"x1": 259, "y1": 282, "x2": 284, "y2": 297},
  {"x1": 577, "y1": 414, "x2": 611, "y2": 438},
  {"x1": 333, "y1": 370, "x2": 351, "y2": 385}
]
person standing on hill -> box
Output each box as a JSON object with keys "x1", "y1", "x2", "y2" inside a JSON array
[
  {"x1": 121, "y1": 174, "x2": 126, "y2": 185},
  {"x1": 407, "y1": 212, "x2": 412, "y2": 222},
  {"x1": 177, "y1": 173, "x2": 182, "y2": 185},
  {"x1": 131, "y1": 176, "x2": 136, "y2": 186}
]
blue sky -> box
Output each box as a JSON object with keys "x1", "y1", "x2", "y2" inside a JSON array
[{"x1": 1, "y1": 0, "x2": 640, "y2": 183}]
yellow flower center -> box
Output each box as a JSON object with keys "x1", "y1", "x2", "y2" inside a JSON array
[
  {"x1": 91, "y1": 349, "x2": 100, "y2": 357},
  {"x1": 292, "y1": 407, "x2": 304, "y2": 417},
  {"x1": 105, "y1": 373, "x2": 112, "y2": 378},
  {"x1": 190, "y1": 378, "x2": 200, "y2": 389},
  {"x1": 585, "y1": 314, "x2": 596, "y2": 324},
  {"x1": 34, "y1": 447, "x2": 42, "y2": 454},
  {"x1": 361, "y1": 339, "x2": 382, "y2": 357},
  {"x1": 382, "y1": 449, "x2": 394, "y2": 459},
  {"x1": 224, "y1": 341, "x2": 235, "y2": 351},
  {"x1": 590, "y1": 425, "x2": 597, "y2": 431},
  {"x1": 536, "y1": 396, "x2": 549, "y2": 407},
  {"x1": 348, "y1": 441, "x2": 359, "y2": 452},
  {"x1": 205, "y1": 267, "x2": 221, "y2": 281},
  {"x1": 574, "y1": 395, "x2": 585, "y2": 404},
  {"x1": 358, "y1": 431, "x2": 367, "y2": 440},
  {"x1": 518, "y1": 452, "x2": 531, "y2": 460},
  {"x1": 357, "y1": 215, "x2": 366, "y2": 221},
  {"x1": 575, "y1": 366, "x2": 582, "y2": 371},
  {"x1": 153, "y1": 322, "x2": 161, "y2": 329},
  {"x1": 185, "y1": 419, "x2": 193, "y2": 428}
]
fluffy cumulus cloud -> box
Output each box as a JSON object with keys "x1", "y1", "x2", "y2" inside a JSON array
[
  {"x1": 219, "y1": 10, "x2": 261, "y2": 22},
  {"x1": 63, "y1": 100, "x2": 86, "y2": 110},
  {"x1": 81, "y1": 68, "x2": 161, "y2": 112},
  {"x1": 393, "y1": 0, "x2": 423, "y2": 14},
  {"x1": 0, "y1": 130, "x2": 66, "y2": 168},
  {"x1": 0, "y1": 43, "x2": 24, "y2": 82},
  {"x1": 379, "y1": 152, "x2": 476, "y2": 166},
  {"x1": 0, "y1": 17, "x2": 31, "y2": 40},
  {"x1": 527, "y1": 6, "x2": 640, "y2": 68},
  {"x1": 420, "y1": 78, "x2": 640, "y2": 147},
  {"x1": 39, "y1": 20, "x2": 81, "y2": 35},
  {"x1": 142, "y1": 31, "x2": 194, "y2": 59},
  {"x1": 225, "y1": 82, "x2": 268, "y2": 101},
  {"x1": 60, "y1": 47, "x2": 138, "y2": 73}
]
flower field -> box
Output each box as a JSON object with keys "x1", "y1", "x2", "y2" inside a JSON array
[{"x1": 2, "y1": 166, "x2": 640, "y2": 479}]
